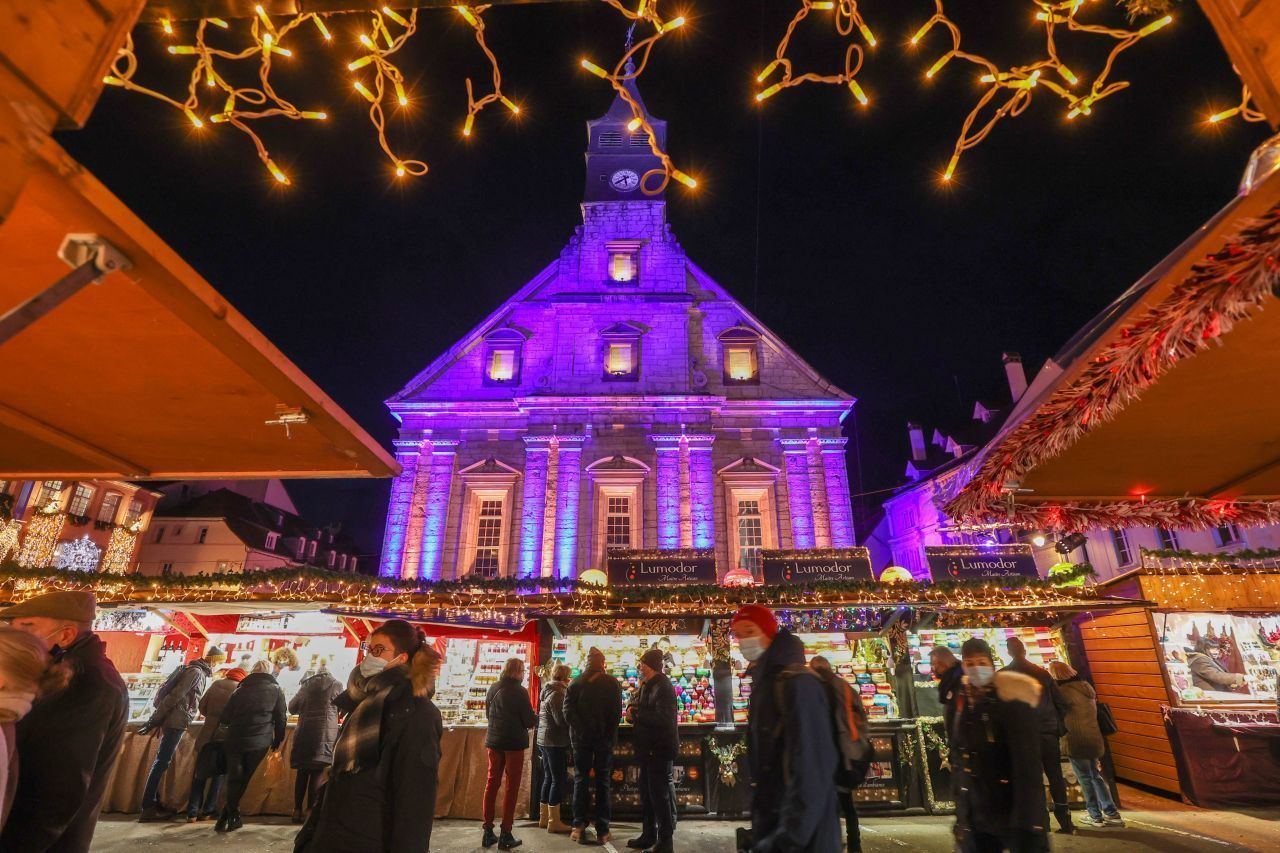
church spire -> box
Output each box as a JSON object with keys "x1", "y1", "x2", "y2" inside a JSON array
[{"x1": 583, "y1": 69, "x2": 667, "y2": 202}]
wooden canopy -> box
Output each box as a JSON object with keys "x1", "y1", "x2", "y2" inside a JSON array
[
  {"x1": 948, "y1": 167, "x2": 1280, "y2": 529},
  {"x1": 0, "y1": 141, "x2": 397, "y2": 480}
]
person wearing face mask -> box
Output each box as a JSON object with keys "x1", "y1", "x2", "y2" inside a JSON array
[
  {"x1": 296, "y1": 619, "x2": 442, "y2": 853},
  {"x1": 954, "y1": 638, "x2": 1048, "y2": 853},
  {"x1": 214, "y1": 660, "x2": 287, "y2": 832},
  {"x1": 730, "y1": 605, "x2": 840, "y2": 853},
  {"x1": 1, "y1": 590, "x2": 127, "y2": 852}
]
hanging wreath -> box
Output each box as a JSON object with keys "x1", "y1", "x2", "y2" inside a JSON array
[{"x1": 705, "y1": 736, "x2": 748, "y2": 787}]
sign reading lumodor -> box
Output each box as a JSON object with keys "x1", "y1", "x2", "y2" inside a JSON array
[
  {"x1": 760, "y1": 548, "x2": 875, "y2": 584},
  {"x1": 606, "y1": 550, "x2": 718, "y2": 585},
  {"x1": 924, "y1": 545, "x2": 1039, "y2": 581}
]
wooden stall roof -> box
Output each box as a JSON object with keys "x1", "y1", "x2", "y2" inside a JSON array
[
  {"x1": 0, "y1": 141, "x2": 397, "y2": 480},
  {"x1": 948, "y1": 167, "x2": 1280, "y2": 516},
  {"x1": 1094, "y1": 564, "x2": 1280, "y2": 612}
]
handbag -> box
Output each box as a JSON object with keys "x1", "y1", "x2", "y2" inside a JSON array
[{"x1": 1097, "y1": 702, "x2": 1119, "y2": 736}]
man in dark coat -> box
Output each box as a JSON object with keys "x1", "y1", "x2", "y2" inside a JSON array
[
  {"x1": 2, "y1": 590, "x2": 127, "y2": 853},
  {"x1": 216, "y1": 664, "x2": 288, "y2": 832},
  {"x1": 564, "y1": 646, "x2": 623, "y2": 845},
  {"x1": 930, "y1": 646, "x2": 963, "y2": 740},
  {"x1": 628, "y1": 648, "x2": 679, "y2": 853},
  {"x1": 731, "y1": 605, "x2": 840, "y2": 853},
  {"x1": 288, "y1": 666, "x2": 343, "y2": 821},
  {"x1": 1002, "y1": 637, "x2": 1073, "y2": 834},
  {"x1": 956, "y1": 638, "x2": 1049, "y2": 853},
  {"x1": 138, "y1": 645, "x2": 224, "y2": 821}
]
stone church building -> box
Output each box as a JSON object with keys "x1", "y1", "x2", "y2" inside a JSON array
[{"x1": 378, "y1": 82, "x2": 856, "y2": 581}]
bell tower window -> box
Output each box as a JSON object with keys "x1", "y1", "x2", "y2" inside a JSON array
[{"x1": 607, "y1": 241, "x2": 641, "y2": 284}]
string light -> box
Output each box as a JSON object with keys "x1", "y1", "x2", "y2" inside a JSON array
[
  {"x1": 345, "y1": 9, "x2": 428, "y2": 177},
  {"x1": 1207, "y1": 83, "x2": 1266, "y2": 125},
  {"x1": 457, "y1": 5, "x2": 522, "y2": 141},
  {"x1": 755, "y1": 0, "x2": 871, "y2": 110}
]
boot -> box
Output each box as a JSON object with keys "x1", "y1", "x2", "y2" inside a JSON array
[
  {"x1": 482, "y1": 826, "x2": 499, "y2": 848},
  {"x1": 225, "y1": 810, "x2": 243, "y2": 832},
  {"x1": 646, "y1": 841, "x2": 674, "y2": 853},
  {"x1": 571, "y1": 825, "x2": 593, "y2": 845},
  {"x1": 1054, "y1": 805, "x2": 1075, "y2": 835},
  {"x1": 214, "y1": 810, "x2": 229, "y2": 833},
  {"x1": 538, "y1": 803, "x2": 549, "y2": 829},
  {"x1": 628, "y1": 836, "x2": 656, "y2": 849},
  {"x1": 547, "y1": 805, "x2": 571, "y2": 834},
  {"x1": 138, "y1": 806, "x2": 169, "y2": 823},
  {"x1": 498, "y1": 830, "x2": 523, "y2": 850}
]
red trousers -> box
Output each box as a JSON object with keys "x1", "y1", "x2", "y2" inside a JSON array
[{"x1": 483, "y1": 748, "x2": 524, "y2": 831}]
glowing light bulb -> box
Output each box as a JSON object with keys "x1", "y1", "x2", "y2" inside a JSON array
[
  {"x1": 395, "y1": 164, "x2": 406, "y2": 177},
  {"x1": 382, "y1": 6, "x2": 410, "y2": 27},
  {"x1": 161, "y1": 18, "x2": 174, "y2": 36},
  {"x1": 456, "y1": 6, "x2": 480, "y2": 27},
  {"x1": 943, "y1": 153, "x2": 959, "y2": 182},
  {"x1": 859, "y1": 23, "x2": 877, "y2": 47},
  {"x1": 254, "y1": 5, "x2": 275, "y2": 33},
  {"x1": 205, "y1": 65, "x2": 216, "y2": 87},
  {"x1": 312, "y1": 16, "x2": 332, "y2": 40},
  {"x1": 1208, "y1": 107, "x2": 1238, "y2": 123},
  {"x1": 847, "y1": 79, "x2": 868, "y2": 106},
  {"x1": 660, "y1": 16, "x2": 686, "y2": 33},
  {"x1": 926, "y1": 51, "x2": 953, "y2": 79},
  {"x1": 637, "y1": 0, "x2": 648, "y2": 15},
  {"x1": 360, "y1": 34, "x2": 377, "y2": 50},
  {"x1": 1137, "y1": 15, "x2": 1171, "y2": 36},
  {"x1": 354, "y1": 81, "x2": 376, "y2": 103},
  {"x1": 167, "y1": 45, "x2": 198, "y2": 55},
  {"x1": 757, "y1": 60, "x2": 781, "y2": 83},
  {"x1": 1032, "y1": 534, "x2": 1047, "y2": 547},
  {"x1": 348, "y1": 55, "x2": 374, "y2": 71},
  {"x1": 627, "y1": 117, "x2": 642, "y2": 132},
  {"x1": 266, "y1": 158, "x2": 289, "y2": 184},
  {"x1": 810, "y1": 1, "x2": 835, "y2": 8},
  {"x1": 300, "y1": 111, "x2": 327, "y2": 120},
  {"x1": 103, "y1": 75, "x2": 123, "y2": 86},
  {"x1": 208, "y1": 18, "x2": 229, "y2": 29},
  {"x1": 500, "y1": 96, "x2": 520, "y2": 114},
  {"x1": 672, "y1": 169, "x2": 697, "y2": 189},
  {"x1": 581, "y1": 58, "x2": 608, "y2": 78},
  {"x1": 463, "y1": 113, "x2": 475, "y2": 136},
  {"x1": 756, "y1": 83, "x2": 783, "y2": 101},
  {"x1": 184, "y1": 108, "x2": 204, "y2": 128},
  {"x1": 1057, "y1": 65, "x2": 1078, "y2": 86},
  {"x1": 910, "y1": 20, "x2": 935, "y2": 45},
  {"x1": 394, "y1": 79, "x2": 408, "y2": 106}
]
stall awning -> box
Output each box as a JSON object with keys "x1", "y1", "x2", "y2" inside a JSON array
[
  {"x1": 0, "y1": 141, "x2": 397, "y2": 480},
  {"x1": 948, "y1": 166, "x2": 1280, "y2": 529}
]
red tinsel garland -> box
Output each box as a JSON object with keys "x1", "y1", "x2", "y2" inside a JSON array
[{"x1": 947, "y1": 203, "x2": 1280, "y2": 531}]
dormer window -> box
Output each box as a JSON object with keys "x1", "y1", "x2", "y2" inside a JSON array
[
  {"x1": 607, "y1": 241, "x2": 641, "y2": 284},
  {"x1": 481, "y1": 326, "x2": 528, "y2": 386},
  {"x1": 600, "y1": 322, "x2": 643, "y2": 382},
  {"x1": 718, "y1": 323, "x2": 762, "y2": 385}
]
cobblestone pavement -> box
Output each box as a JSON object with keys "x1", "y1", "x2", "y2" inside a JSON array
[{"x1": 90, "y1": 786, "x2": 1280, "y2": 852}]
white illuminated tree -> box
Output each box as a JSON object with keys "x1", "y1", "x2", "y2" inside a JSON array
[{"x1": 53, "y1": 535, "x2": 102, "y2": 572}]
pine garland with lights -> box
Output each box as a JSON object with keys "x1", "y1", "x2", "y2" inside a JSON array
[{"x1": 949, "y1": 205, "x2": 1280, "y2": 531}]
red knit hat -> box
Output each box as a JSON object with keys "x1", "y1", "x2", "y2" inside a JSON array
[{"x1": 730, "y1": 604, "x2": 778, "y2": 639}]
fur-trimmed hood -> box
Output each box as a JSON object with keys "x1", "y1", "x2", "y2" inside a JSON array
[{"x1": 992, "y1": 670, "x2": 1042, "y2": 706}]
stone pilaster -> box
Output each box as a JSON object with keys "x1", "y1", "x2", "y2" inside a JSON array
[
  {"x1": 780, "y1": 439, "x2": 815, "y2": 549},
  {"x1": 418, "y1": 439, "x2": 459, "y2": 581},
  {"x1": 519, "y1": 437, "x2": 551, "y2": 579},
  {"x1": 806, "y1": 438, "x2": 832, "y2": 549},
  {"x1": 552, "y1": 437, "x2": 585, "y2": 580},
  {"x1": 651, "y1": 436, "x2": 682, "y2": 549},
  {"x1": 687, "y1": 437, "x2": 716, "y2": 549},
  {"x1": 378, "y1": 440, "x2": 421, "y2": 578},
  {"x1": 821, "y1": 438, "x2": 856, "y2": 547}
]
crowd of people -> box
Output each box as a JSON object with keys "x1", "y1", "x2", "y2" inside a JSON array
[{"x1": 0, "y1": 588, "x2": 1125, "y2": 853}]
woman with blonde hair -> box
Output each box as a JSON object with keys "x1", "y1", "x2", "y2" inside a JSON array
[
  {"x1": 1048, "y1": 660, "x2": 1124, "y2": 829},
  {"x1": 482, "y1": 656, "x2": 537, "y2": 849},
  {"x1": 537, "y1": 664, "x2": 573, "y2": 834},
  {"x1": 0, "y1": 626, "x2": 68, "y2": 829}
]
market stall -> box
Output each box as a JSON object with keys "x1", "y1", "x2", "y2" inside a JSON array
[{"x1": 1080, "y1": 551, "x2": 1280, "y2": 806}]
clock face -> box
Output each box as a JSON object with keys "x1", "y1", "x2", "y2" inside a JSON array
[{"x1": 610, "y1": 169, "x2": 640, "y2": 192}]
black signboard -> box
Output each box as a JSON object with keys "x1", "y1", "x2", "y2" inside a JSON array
[
  {"x1": 606, "y1": 552, "x2": 718, "y2": 586},
  {"x1": 924, "y1": 546, "x2": 1039, "y2": 581},
  {"x1": 760, "y1": 549, "x2": 875, "y2": 584}
]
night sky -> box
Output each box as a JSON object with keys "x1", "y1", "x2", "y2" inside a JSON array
[{"x1": 57, "y1": 0, "x2": 1271, "y2": 557}]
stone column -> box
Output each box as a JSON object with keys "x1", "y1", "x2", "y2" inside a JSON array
[
  {"x1": 651, "y1": 436, "x2": 682, "y2": 549},
  {"x1": 518, "y1": 437, "x2": 552, "y2": 579},
  {"x1": 780, "y1": 439, "x2": 815, "y2": 549},
  {"x1": 806, "y1": 439, "x2": 832, "y2": 549},
  {"x1": 552, "y1": 437, "x2": 585, "y2": 580},
  {"x1": 540, "y1": 441, "x2": 560, "y2": 577},
  {"x1": 688, "y1": 437, "x2": 716, "y2": 550},
  {"x1": 821, "y1": 438, "x2": 856, "y2": 547},
  {"x1": 378, "y1": 440, "x2": 421, "y2": 578},
  {"x1": 418, "y1": 439, "x2": 459, "y2": 581}
]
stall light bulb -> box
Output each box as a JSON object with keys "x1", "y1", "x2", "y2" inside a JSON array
[
  {"x1": 757, "y1": 60, "x2": 781, "y2": 83},
  {"x1": 672, "y1": 169, "x2": 697, "y2": 189},
  {"x1": 1138, "y1": 15, "x2": 1172, "y2": 36},
  {"x1": 208, "y1": 18, "x2": 229, "y2": 29},
  {"x1": 1208, "y1": 107, "x2": 1239, "y2": 123},
  {"x1": 348, "y1": 55, "x2": 374, "y2": 71},
  {"x1": 910, "y1": 20, "x2": 935, "y2": 45},
  {"x1": 312, "y1": 16, "x2": 332, "y2": 40},
  {"x1": 382, "y1": 6, "x2": 410, "y2": 27},
  {"x1": 926, "y1": 51, "x2": 953, "y2": 79},
  {"x1": 637, "y1": 0, "x2": 648, "y2": 15},
  {"x1": 354, "y1": 81, "x2": 377, "y2": 103},
  {"x1": 254, "y1": 5, "x2": 276, "y2": 33},
  {"x1": 210, "y1": 113, "x2": 230, "y2": 123},
  {"x1": 463, "y1": 113, "x2": 475, "y2": 136},
  {"x1": 859, "y1": 23, "x2": 877, "y2": 47},
  {"x1": 756, "y1": 83, "x2": 783, "y2": 101},
  {"x1": 581, "y1": 58, "x2": 608, "y2": 78},
  {"x1": 360, "y1": 34, "x2": 377, "y2": 50},
  {"x1": 394, "y1": 79, "x2": 408, "y2": 106},
  {"x1": 300, "y1": 111, "x2": 327, "y2": 120},
  {"x1": 1032, "y1": 534, "x2": 1047, "y2": 547},
  {"x1": 395, "y1": 164, "x2": 406, "y2": 177},
  {"x1": 379, "y1": 23, "x2": 394, "y2": 48},
  {"x1": 168, "y1": 45, "x2": 198, "y2": 55},
  {"x1": 184, "y1": 107, "x2": 204, "y2": 128},
  {"x1": 810, "y1": 1, "x2": 835, "y2": 9},
  {"x1": 980, "y1": 73, "x2": 996, "y2": 83},
  {"x1": 660, "y1": 16, "x2": 686, "y2": 33},
  {"x1": 456, "y1": 6, "x2": 480, "y2": 27},
  {"x1": 500, "y1": 96, "x2": 520, "y2": 114},
  {"x1": 943, "y1": 153, "x2": 959, "y2": 182},
  {"x1": 848, "y1": 79, "x2": 869, "y2": 106},
  {"x1": 103, "y1": 75, "x2": 124, "y2": 86},
  {"x1": 267, "y1": 158, "x2": 290, "y2": 184}
]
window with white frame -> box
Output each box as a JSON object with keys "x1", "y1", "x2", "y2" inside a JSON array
[
  {"x1": 308, "y1": 540, "x2": 317, "y2": 559},
  {"x1": 97, "y1": 493, "x2": 122, "y2": 524},
  {"x1": 737, "y1": 500, "x2": 764, "y2": 574},
  {"x1": 719, "y1": 464, "x2": 780, "y2": 576},
  {"x1": 350, "y1": 557, "x2": 358, "y2": 573},
  {"x1": 327, "y1": 550, "x2": 336, "y2": 568},
  {"x1": 124, "y1": 498, "x2": 144, "y2": 527},
  {"x1": 472, "y1": 499, "x2": 505, "y2": 577},
  {"x1": 587, "y1": 456, "x2": 648, "y2": 570},
  {"x1": 338, "y1": 554, "x2": 348, "y2": 571},
  {"x1": 1212, "y1": 524, "x2": 1242, "y2": 547},
  {"x1": 37, "y1": 481, "x2": 64, "y2": 508},
  {"x1": 1110, "y1": 528, "x2": 1134, "y2": 566},
  {"x1": 1157, "y1": 528, "x2": 1180, "y2": 550},
  {"x1": 67, "y1": 484, "x2": 94, "y2": 517},
  {"x1": 606, "y1": 496, "x2": 632, "y2": 550}
]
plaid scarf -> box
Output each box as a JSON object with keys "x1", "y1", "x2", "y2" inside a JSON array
[{"x1": 333, "y1": 665, "x2": 405, "y2": 776}]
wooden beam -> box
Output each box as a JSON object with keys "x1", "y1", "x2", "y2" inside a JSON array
[
  {"x1": 0, "y1": 401, "x2": 148, "y2": 477},
  {"x1": 182, "y1": 611, "x2": 213, "y2": 639},
  {"x1": 150, "y1": 607, "x2": 192, "y2": 640}
]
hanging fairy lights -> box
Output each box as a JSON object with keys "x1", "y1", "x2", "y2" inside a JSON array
[
  {"x1": 1207, "y1": 83, "x2": 1267, "y2": 125},
  {"x1": 457, "y1": 5, "x2": 522, "y2": 140},
  {"x1": 756, "y1": 1, "x2": 874, "y2": 108},
  {"x1": 345, "y1": 7, "x2": 428, "y2": 178}
]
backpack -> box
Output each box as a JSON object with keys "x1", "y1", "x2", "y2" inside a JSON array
[
  {"x1": 774, "y1": 665, "x2": 874, "y2": 788},
  {"x1": 153, "y1": 662, "x2": 190, "y2": 703}
]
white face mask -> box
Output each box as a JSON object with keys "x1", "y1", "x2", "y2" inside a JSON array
[
  {"x1": 359, "y1": 655, "x2": 389, "y2": 678},
  {"x1": 738, "y1": 636, "x2": 767, "y2": 662},
  {"x1": 965, "y1": 664, "x2": 995, "y2": 688}
]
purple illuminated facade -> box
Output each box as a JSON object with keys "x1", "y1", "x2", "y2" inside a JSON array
[{"x1": 378, "y1": 81, "x2": 856, "y2": 581}]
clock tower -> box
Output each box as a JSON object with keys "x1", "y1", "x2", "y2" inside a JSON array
[{"x1": 583, "y1": 72, "x2": 667, "y2": 202}]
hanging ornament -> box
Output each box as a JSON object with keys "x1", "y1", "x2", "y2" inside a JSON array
[{"x1": 52, "y1": 535, "x2": 103, "y2": 572}]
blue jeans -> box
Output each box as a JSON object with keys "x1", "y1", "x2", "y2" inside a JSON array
[
  {"x1": 141, "y1": 728, "x2": 185, "y2": 810},
  {"x1": 1068, "y1": 757, "x2": 1119, "y2": 820},
  {"x1": 539, "y1": 745, "x2": 568, "y2": 805},
  {"x1": 572, "y1": 742, "x2": 613, "y2": 834},
  {"x1": 186, "y1": 769, "x2": 225, "y2": 817}
]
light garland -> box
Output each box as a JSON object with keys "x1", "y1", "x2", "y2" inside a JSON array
[
  {"x1": 755, "y1": 1, "x2": 871, "y2": 108},
  {"x1": 0, "y1": 520, "x2": 20, "y2": 563},
  {"x1": 344, "y1": 7, "x2": 428, "y2": 178},
  {"x1": 16, "y1": 513, "x2": 64, "y2": 569},
  {"x1": 1207, "y1": 83, "x2": 1267, "y2": 126},
  {"x1": 457, "y1": 5, "x2": 521, "y2": 140},
  {"x1": 100, "y1": 526, "x2": 139, "y2": 574}
]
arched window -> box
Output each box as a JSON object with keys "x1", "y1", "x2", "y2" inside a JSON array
[
  {"x1": 718, "y1": 324, "x2": 762, "y2": 385},
  {"x1": 482, "y1": 327, "x2": 528, "y2": 386}
]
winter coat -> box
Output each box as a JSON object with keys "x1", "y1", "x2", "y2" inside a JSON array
[
  {"x1": 955, "y1": 670, "x2": 1047, "y2": 847},
  {"x1": 192, "y1": 676, "x2": 238, "y2": 752},
  {"x1": 219, "y1": 672, "x2": 287, "y2": 754},
  {"x1": 1002, "y1": 657, "x2": 1068, "y2": 736},
  {"x1": 536, "y1": 681, "x2": 569, "y2": 748},
  {"x1": 1188, "y1": 652, "x2": 1243, "y2": 691},
  {"x1": 150, "y1": 659, "x2": 212, "y2": 731},
  {"x1": 485, "y1": 677, "x2": 537, "y2": 751},
  {"x1": 0, "y1": 722, "x2": 16, "y2": 832},
  {"x1": 1, "y1": 632, "x2": 128, "y2": 853},
  {"x1": 299, "y1": 667, "x2": 442, "y2": 853},
  {"x1": 565, "y1": 666, "x2": 623, "y2": 749},
  {"x1": 746, "y1": 630, "x2": 842, "y2": 853},
  {"x1": 936, "y1": 663, "x2": 964, "y2": 742},
  {"x1": 630, "y1": 671, "x2": 678, "y2": 762},
  {"x1": 289, "y1": 672, "x2": 343, "y2": 770},
  {"x1": 1057, "y1": 677, "x2": 1105, "y2": 760}
]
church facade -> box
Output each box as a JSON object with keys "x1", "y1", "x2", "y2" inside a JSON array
[{"x1": 378, "y1": 84, "x2": 857, "y2": 581}]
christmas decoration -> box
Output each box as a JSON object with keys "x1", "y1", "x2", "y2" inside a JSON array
[
  {"x1": 99, "y1": 526, "x2": 139, "y2": 574},
  {"x1": 722, "y1": 568, "x2": 756, "y2": 587},
  {"x1": 949, "y1": 205, "x2": 1280, "y2": 530},
  {"x1": 52, "y1": 535, "x2": 103, "y2": 573},
  {"x1": 705, "y1": 736, "x2": 748, "y2": 786},
  {"x1": 0, "y1": 521, "x2": 20, "y2": 563},
  {"x1": 579, "y1": 569, "x2": 608, "y2": 587},
  {"x1": 16, "y1": 512, "x2": 64, "y2": 568},
  {"x1": 880, "y1": 566, "x2": 914, "y2": 584}
]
